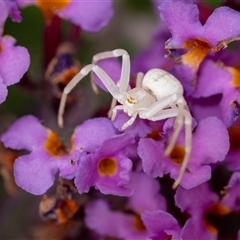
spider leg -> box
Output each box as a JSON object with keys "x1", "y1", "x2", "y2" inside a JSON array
[
  {"x1": 140, "y1": 94, "x2": 178, "y2": 120},
  {"x1": 108, "y1": 98, "x2": 118, "y2": 118},
  {"x1": 58, "y1": 64, "x2": 119, "y2": 128},
  {"x1": 121, "y1": 112, "x2": 138, "y2": 131},
  {"x1": 136, "y1": 72, "x2": 144, "y2": 87},
  {"x1": 91, "y1": 49, "x2": 131, "y2": 93},
  {"x1": 164, "y1": 96, "x2": 186, "y2": 156},
  {"x1": 111, "y1": 105, "x2": 124, "y2": 121},
  {"x1": 172, "y1": 110, "x2": 192, "y2": 189},
  {"x1": 144, "y1": 108, "x2": 178, "y2": 121}
]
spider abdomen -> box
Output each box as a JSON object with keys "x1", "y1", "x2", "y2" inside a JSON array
[{"x1": 142, "y1": 68, "x2": 183, "y2": 100}]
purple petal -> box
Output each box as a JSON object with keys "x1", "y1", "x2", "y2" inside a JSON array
[
  {"x1": 85, "y1": 200, "x2": 133, "y2": 239},
  {"x1": 128, "y1": 172, "x2": 167, "y2": 212},
  {"x1": 0, "y1": 36, "x2": 30, "y2": 86},
  {"x1": 98, "y1": 132, "x2": 135, "y2": 156},
  {"x1": 203, "y1": 7, "x2": 240, "y2": 46},
  {"x1": 171, "y1": 165, "x2": 211, "y2": 190},
  {"x1": 14, "y1": 152, "x2": 57, "y2": 195},
  {"x1": 193, "y1": 60, "x2": 232, "y2": 98},
  {"x1": 175, "y1": 183, "x2": 219, "y2": 213},
  {"x1": 1, "y1": 115, "x2": 48, "y2": 151},
  {"x1": 72, "y1": 118, "x2": 116, "y2": 153},
  {"x1": 138, "y1": 138, "x2": 169, "y2": 178},
  {"x1": 74, "y1": 155, "x2": 97, "y2": 194},
  {"x1": 158, "y1": 0, "x2": 202, "y2": 47},
  {"x1": 5, "y1": 0, "x2": 22, "y2": 22},
  {"x1": 181, "y1": 217, "x2": 217, "y2": 240},
  {"x1": 59, "y1": 1, "x2": 113, "y2": 32},
  {"x1": 192, "y1": 117, "x2": 229, "y2": 165},
  {"x1": 141, "y1": 210, "x2": 181, "y2": 239}
]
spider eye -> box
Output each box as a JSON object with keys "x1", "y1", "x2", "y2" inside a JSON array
[{"x1": 127, "y1": 95, "x2": 137, "y2": 104}]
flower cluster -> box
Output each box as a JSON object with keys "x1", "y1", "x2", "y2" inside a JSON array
[{"x1": 1, "y1": 0, "x2": 240, "y2": 239}]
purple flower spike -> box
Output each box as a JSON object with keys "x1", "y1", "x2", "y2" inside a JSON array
[
  {"x1": 75, "y1": 133, "x2": 135, "y2": 196},
  {"x1": 0, "y1": 115, "x2": 77, "y2": 195},
  {"x1": 0, "y1": 35, "x2": 30, "y2": 104}
]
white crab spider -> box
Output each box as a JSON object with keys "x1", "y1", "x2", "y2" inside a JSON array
[{"x1": 58, "y1": 49, "x2": 192, "y2": 189}]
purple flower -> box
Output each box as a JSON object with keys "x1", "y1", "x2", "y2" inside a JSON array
[
  {"x1": 71, "y1": 117, "x2": 134, "y2": 196},
  {"x1": 138, "y1": 117, "x2": 229, "y2": 189},
  {"x1": 158, "y1": 0, "x2": 240, "y2": 88},
  {"x1": 74, "y1": 133, "x2": 134, "y2": 196},
  {"x1": 175, "y1": 182, "x2": 230, "y2": 239},
  {"x1": 159, "y1": 0, "x2": 240, "y2": 63},
  {"x1": 0, "y1": 115, "x2": 80, "y2": 195},
  {"x1": 0, "y1": 35, "x2": 30, "y2": 104}
]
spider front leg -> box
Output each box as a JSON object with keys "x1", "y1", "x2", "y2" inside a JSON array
[
  {"x1": 90, "y1": 49, "x2": 131, "y2": 94},
  {"x1": 58, "y1": 64, "x2": 120, "y2": 128}
]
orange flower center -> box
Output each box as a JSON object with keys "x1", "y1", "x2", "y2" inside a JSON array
[
  {"x1": 204, "y1": 203, "x2": 230, "y2": 234},
  {"x1": 37, "y1": 0, "x2": 69, "y2": 23},
  {"x1": 98, "y1": 158, "x2": 117, "y2": 176},
  {"x1": 146, "y1": 129, "x2": 161, "y2": 141},
  {"x1": 170, "y1": 145, "x2": 186, "y2": 165},
  {"x1": 229, "y1": 67, "x2": 240, "y2": 88},
  {"x1": 133, "y1": 214, "x2": 146, "y2": 231},
  {"x1": 44, "y1": 130, "x2": 67, "y2": 156},
  {"x1": 182, "y1": 39, "x2": 212, "y2": 71}
]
